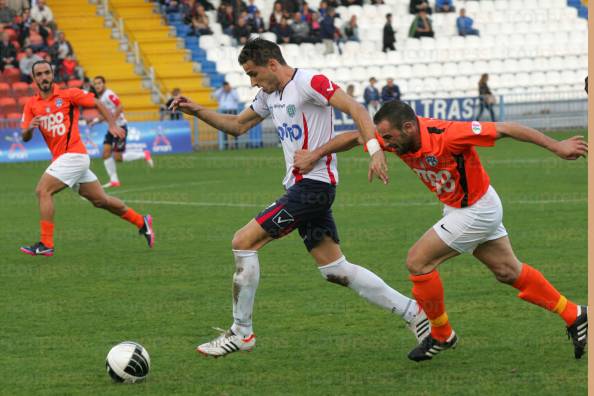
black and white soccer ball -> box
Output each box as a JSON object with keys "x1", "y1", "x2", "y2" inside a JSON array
[{"x1": 106, "y1": 341, "x2": 151, "y2": 383}]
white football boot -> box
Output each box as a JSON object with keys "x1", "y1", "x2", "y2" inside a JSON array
[
  {"x1": 196, "y1": 327, "x2": 256, "y2": 358},
  {"x1": 407, "y1": 309, "x2": 430, "y2": 343}
]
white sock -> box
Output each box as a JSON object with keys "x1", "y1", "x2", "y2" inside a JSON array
[
  {"x1": 123, "y1": 151, "x2": 145, "y2": 162},
  {"x1": 103, "y1": 157, "x2": 119, "y2": 183},
  {"x1": 230, "y1": 250, "x2": 260, "y2": 337},
  {"x1": 319, "y1": 256, "x2": 419, "y2": 323}
]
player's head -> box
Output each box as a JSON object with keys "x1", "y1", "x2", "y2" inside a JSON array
[
  {"x1": 93, "y1": 76, "x2": 106, "y2": 95},
  {"x1": 479, "y1": 73, "x2": 489, "y2": 84},
  {"x1": 31, "y1": 60, "x2": 54, "y2": 93},
  {"x1": 373, "y1": 100, "x2": 420, "y2": 155},
  {"x1": 238, "y1": 38, "x2": 288, "y2": 94}
]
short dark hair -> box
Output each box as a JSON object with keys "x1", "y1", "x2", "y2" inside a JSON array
[
  {"x1": 373, "y1": 100, "x2": 417, "y2": 130},
  {"x1": 93, "y1": 75, "x2": 106, "y2": 83},
  {"x1": 238, "y1": 38, "x2": 287, "y2": 66},
  {"x1": 31, "y1": 60, "x2": 52, "y2": 75}
]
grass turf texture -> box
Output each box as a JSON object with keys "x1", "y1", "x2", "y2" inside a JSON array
[{"x1": 0, "y1": 130, "x2": 587, "y2": 395}]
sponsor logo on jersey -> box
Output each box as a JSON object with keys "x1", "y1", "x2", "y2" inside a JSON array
[
  {"x1": 286, "y1": 104, "x2": 296, "y2": 118},
  {"x1": 40, "y1": 112, "x2": 66, "y2": 137},
  {"x1": 55, "y1": 98, "x2": 63, "y2": 108},
  {"x1": 413, "y1": 168, "x2": 455, "y2": 195},
  {"x1": 277, "y1": 123, "x2": 302, "y2": 142},
  {"x1": 425, "y1": 155, "x2": 438, "y2": 167},
  {"x1": 471, "y1": 121, "x2": 482, "y2": 135}
]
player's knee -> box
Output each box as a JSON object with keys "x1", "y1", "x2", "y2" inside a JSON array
[
  {"x1": 35, "y1": 187, "x2": 51, "y2": 200},
  {"x1": 113, "y1": 152, "x2": 123, "y2": 162},
  {"x1": 405, "y1": 248, "x2": 425, "y2": 274},
  {"x1": 492, "y1": 261, "x2": 521, "y2": 285},
  {"x1": 231, "y1": 230, "x2": 252, "y2": 251}
]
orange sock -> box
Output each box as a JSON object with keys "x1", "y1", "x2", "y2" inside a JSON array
[
  {"x1": 410, "y1": 271, "x2": 452, "y2": 342},
  {"x1": 513, "y1": 263, "x2": 578, "y2": 326},
  {"x1": 40, "y1": 220, "x2": 54, "y2": 248},
  {"x1": 121, "y1": 208, "x2": 144, "y2": 229}
]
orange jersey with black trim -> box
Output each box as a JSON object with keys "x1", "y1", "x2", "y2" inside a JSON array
[
  {"x1": 21, "y1": 85, "x2": 96, "y2": 160},
  {"x1": 374, "y1": 117, "x2": 497, "y2": 208}
]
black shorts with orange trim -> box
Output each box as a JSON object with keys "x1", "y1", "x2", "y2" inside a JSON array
[
  {"x1": 255, "y1": 179, "x2": 339, "y2": 251},
  {"x1": 103, "y1": 124, "x2": 128, "y2": 153}
]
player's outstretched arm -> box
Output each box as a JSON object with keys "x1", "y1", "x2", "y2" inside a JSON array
[
  {"x1": 21, "y1": 116, "x2": 42, "y2": 142},
  {"x1": 169, "y1": 96, "x2": 262, "y2": 136},
  {"x1": 294, "y1": 131, "x2": 362, "y2": 174},
  {"x1": 496, "y1": 122, "x2": 588, "y2": 160},
  {"x1": 328, "y1": 89, "x2": 389, "y2": 184}
]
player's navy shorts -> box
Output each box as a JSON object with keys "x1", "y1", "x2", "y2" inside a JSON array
[
  {"x1": 103, "y1": 124, "x2": 128, "y2": 152},
  {"x1": 255, "y1": 179, "x2": 340, "y2": 251}
]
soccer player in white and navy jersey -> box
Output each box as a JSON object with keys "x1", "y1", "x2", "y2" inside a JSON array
[
  {"x1": 91, "y1": 76, "x2": 153, "y2": 188},
  {"x1": 170, "y1": 38, "x2": 426, "y2": 357}
]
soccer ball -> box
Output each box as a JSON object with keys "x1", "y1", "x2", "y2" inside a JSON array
[{"x1": 105, "y1": 341, "x2": 151, "y2": 383}]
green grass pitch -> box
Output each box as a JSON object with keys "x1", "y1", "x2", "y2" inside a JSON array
[{"x1": 0, "y1": 130, "x2": 587, "y2": 395}]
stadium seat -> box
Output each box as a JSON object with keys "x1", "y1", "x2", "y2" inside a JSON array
[
  {"x1": 4, "y1": 112, "x2": 22, "y2": 120},
  {"x1": 17, "y1": 97, "x2": 29, "y2": 108},
  {"x1": 0, "y1": 82, "x2": 10, "y2": 97},
  {"x1": 1, "y1": 68, "x2": 21, "y2": 84},
  {"x1": 0, "y1": 97, "x2": 18, "y2": 114},
  {"x1": 11, "y1": 82, "x2": 31, "y2": 97}
]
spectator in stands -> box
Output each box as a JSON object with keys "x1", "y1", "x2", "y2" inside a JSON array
[
  {"x1": 19, "y1": 46, "x2": 41, "y2": 83},
  {"x1": 364, "y1": 77, "x2": 380, "y2": 114},
  {"x1": 15, "y1": 7, "x2": 31, "y2": 47},
  {"x1": 291, "y1": 12, "x2": 311, "y2": 44},
  {"x1": 213, "y1": 81, "x2": 241, "y2": 149},
  {"x1": 60, "y1": 54, "x2": 79, "y2": 82},
  {"x1": 476, "y1": 73, "x2": 496, "y2": 121},
  {"x1": 343, "y1": 15, "x2": 359, "y2": 42},
  {"x1": 0, "y1": 31, "x2": 17, "y2": 72},
  {"x1": 269, "y1": 2, "x2": 284, "y2": 31},
  {"x1": 281, "y1": 0, "x2": 299, "y2": 14},
  {"x1": 31, "y1": 0, "x2": 56, "y2": 32},
  {"x1": 162, "y1": 87, "x2": 183, "y2": 120},
  {"x1": 233, "y1": 16, "x2": 251, "y2": 45},
  {"x1": 0, "y1": 0, "x2": 16, "y2": 25},
  {"x1": 6, "y1": 0, "x2": 27, "y2": 15},
  {"x1": 318, "y1": 1, "x2": 328, "y2": 17},
  {"x1": 191, "y1": 4, "x2": 213, "y2": 36},
  {"x1": 246, "y1": 0, "x2": 258, "y2": 16},
  {"x1": 217, "y1": 3, "x2": 235, "y2": 36},
  {"x1": 49, "y1": 31, "x2": 73, "y2": 72},
  {"x1": 456, "y1": 8, "x2": 479, "y2": 36},
  {"x1": 435, "y1": 0, "x2": 455, "y2": 13},
  {"x1": 274, "y1": 16, "x2": 292, "y2": 44},
  {"x1": 371, "y1": 0, "x2": 385, "y2": 4},
  {"x1": 409, "y1": 9, "x2": 434, "y2": 38},
  {"x1": 165, "y1": 0, "x2": 184, "y2": 15},
  {"x1": 197, "y1": 0, "x2": 215, "y2": 11},
  {"x1": 346, "y1": 84, "x2": 356, "y2": 98},
  {"x1": 381, "y1": 78, "x2": 401, "y2": 103},
  {"x1": 301, "y1": 2, "x2": 313, "y2": 24},
  {"x1": 342, "y1": 0, "x2": 363, "y2": 6},
  {"x1": 249, "y1": 9, "x2": 266, "y2": 34},
  {"x1": 409, "y1": 0, "x2": 431, "y2": 14},
  {"x1": 308, "y1": 11, "x2": 322, "y2": 43},
  {"x1": 321, "y1": 7, "x2": 340, "y2": 54},
  {"x1": 25, "y1": 20, "x2": 49, "y2": 52},
  {"x1": 382, "y1": 13, "x2": 396, "y2": 52},
  {"x1": 326, "y1": 0, "x2": 340, "y2": 8}
]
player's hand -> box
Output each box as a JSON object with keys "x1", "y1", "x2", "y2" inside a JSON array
[
  {"x1": 294, "y1": 149, "x2": 319, "y2": 174},
  {"x1": 169, "y1": 96, "x2": 201, "y2": 116},
  {"x1": 368, "y1": 151, "x2": 389, "y2": 184},
  {"x1": 109, "y1": 124, "x2": 126, "y2": 139},
  {"x1": 28, "y1": 116, "x2": 42, "y2": 129},
  {"x1": 553, "y1": 135, "x2": 588, "y2": 160}
]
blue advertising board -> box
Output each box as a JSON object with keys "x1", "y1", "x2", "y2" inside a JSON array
[{"x1": 0, "y1": 120, "x2": 192, "y2": 163}]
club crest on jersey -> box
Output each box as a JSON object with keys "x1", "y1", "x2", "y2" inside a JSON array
[
  {"x1": 55, "y1": 98, "x2": 63, "y2": 108},
  {"x1": 45, "y1": 107, "x2": 51, "y2": 113},
  {"x1": 286, "y1": 104, "x2": 296, "y2": 118},
  {"x1": 425, "y1": 155, "x2": 438, "y2": 167},
  {"x1": 471, "y1": 121, "x2": 482, "y2": 135}
]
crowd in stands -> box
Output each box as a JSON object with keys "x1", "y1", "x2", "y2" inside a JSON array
[
  {"x1": 158, "y1": 0, "x2": 480, "y2": 54},
  {"x1": 0, "y1": 0, "x2": 83, "y2": 85}
]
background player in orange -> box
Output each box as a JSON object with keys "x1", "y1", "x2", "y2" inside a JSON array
[
  {"x1": 294, "y1": 100, "x2": 588, "y2": 361},
  {"x1": 19, "y1": 61, "x2": 154, "y2": 256}
]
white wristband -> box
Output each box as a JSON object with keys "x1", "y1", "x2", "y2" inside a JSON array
[{"x1": 367, "y1": 138, "x2": 381, "y2": 156}]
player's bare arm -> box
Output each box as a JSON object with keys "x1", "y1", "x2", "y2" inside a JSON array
[
  {"x1": 21, "y1": 116, "x2": 42, "y2": 142},
  {"x1": 329, "y1": 88, "x2": 389, "y2": 184},
  {"x1": 495, "y1": 122, "x2": 588, "y2": 160},
  {"x1": 294, "y1": 131, "x2": 363, "y2": 174},
  {"x1": 94, "y1": 99, "x2": 125, "y2": 139},
  {"x1": 169, "y1": 96, "x2": 262, "y2": 136}
]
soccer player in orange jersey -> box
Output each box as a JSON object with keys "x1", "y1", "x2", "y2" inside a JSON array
[
  {"x1": 294, "y1": 100, "x2": 588, "y2": 361},
  {"x1": 19, "y1": 61, "x2": 154, "y2": 256}
]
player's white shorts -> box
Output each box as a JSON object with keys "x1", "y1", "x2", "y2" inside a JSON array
[
  {"x1": 433, "y1": 185, "x2": 508, "y2": 253},
  {"x1": 45, "y1": 153, "x2": 98, "y2": 190}
]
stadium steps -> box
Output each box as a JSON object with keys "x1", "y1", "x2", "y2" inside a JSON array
[
  {"x1": 108, "y1": 0, "x2": 217, "y2": 113},
  {"x1": 47, "y1": 0, "x2": 159, "y2": 120}
]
